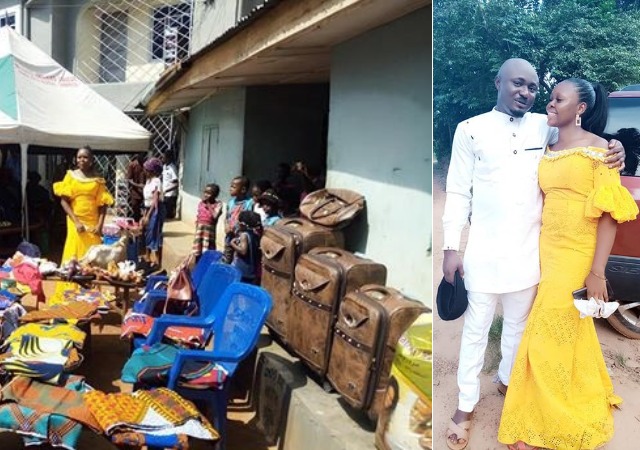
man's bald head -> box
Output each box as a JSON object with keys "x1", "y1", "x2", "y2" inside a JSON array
[{"x1": 495, "y1": 58, "x2": 540, "y2": 117}]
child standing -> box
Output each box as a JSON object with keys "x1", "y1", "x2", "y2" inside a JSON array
[
  {"x1": 258, "y1": 189, "x2": 283, "y2": 227},
  {"x1": 230, "y1": 211, "x2": 262, "y2": 284},
  {"x1": 224, "y1": 176, "x2": 254, "y2": 263},
  {"x1": 192, "y1": 183, "x2": 223, "y2": 259}
]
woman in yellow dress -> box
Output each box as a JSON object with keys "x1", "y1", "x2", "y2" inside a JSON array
[
  {"x1": 51, "y1": 146, "x2": 114, "y2": 303},
  {"x1": 498, "y1": 78, "x2": 639, "y2": 450}
]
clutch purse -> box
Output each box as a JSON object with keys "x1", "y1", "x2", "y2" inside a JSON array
[{"x1": 572, "y1": 283, "x2": 618, "y2": 319}]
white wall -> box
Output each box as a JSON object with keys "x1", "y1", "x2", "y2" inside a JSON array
[
  {"x1": 327, "y1": 7, "x2": 431, "y2": 302},
  {"x1": 180, "y1": 87, "x2": 247, "y2": 225}
]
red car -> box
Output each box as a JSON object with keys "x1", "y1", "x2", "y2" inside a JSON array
[{"x1": 603, "y1": 88, "x2": 640, "y2": 338}]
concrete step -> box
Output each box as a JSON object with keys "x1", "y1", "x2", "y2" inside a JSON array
[{"x1": 252, "y1": 337, "x2": 375, "y2": 450}]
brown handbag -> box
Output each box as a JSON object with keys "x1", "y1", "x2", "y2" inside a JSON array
[
  {"x1": 299, "y1": 189, "x2": 365, "y2": 228},
  {"x1": 164, "y1": 254, "x2": 196, "y2": 315}
]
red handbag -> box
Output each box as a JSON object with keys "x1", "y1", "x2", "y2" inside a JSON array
[{"x1": 164, "y1": 254, "x2": 197, "y2": 315}]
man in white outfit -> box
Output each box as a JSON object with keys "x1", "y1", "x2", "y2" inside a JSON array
[{"x1": 442, "y1": 58, "x2": 624, "y2": 449}]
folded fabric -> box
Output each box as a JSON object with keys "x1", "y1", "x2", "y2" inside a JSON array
[
  {"x1": 20, "y1": 302, "x2": 99, "y2": 323},
  {"x1": 0, "y1": 402, "x2": 84, "y2": 449},
  {"x1": 0, "y1": 375, "x2": 97, "y2": 450},
  {"x1": 120, "y1": 312, "x2": 205, "y2": 347},
  {"x1": 62, "y1": 288, "x2": 114, "y2": 314},
  {"x1": 0, "y1": 302, "x2": 27, "y2": 340},
  {"x1": 6, "y1": 323, "x2": 86, "y2": 348},
  {"x1": 0, "y1": 335, "x2": 79, "y2": 382},
  {"x1": 0, "y1": 290, "x2": 17, "y2": 310},
  {"x1": 84, "y1": 388, "x2": 218, "y2": 442},
  {"x1": 1, "y1": 376, "x2": 100, "y2": 431},
  {"x1": 12, "y1": 262, "x2": 45, "y2": 304},
  {"x1": 573, "y1": 298, "x2": 620, "y2": 319},
  {"x1": 121, "y1": 343, "x2": 227, "y2": 388}
]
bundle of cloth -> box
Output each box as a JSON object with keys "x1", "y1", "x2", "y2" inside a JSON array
[
  {"x1": 0, "y1": 323, "x2": 87, "y2": 382},
  {"x1": 0, "y1": 289, "x2": 26, "y2": 341},
  {"x1": 0, "y1": 376, "x2": 218, "y2": 450}
]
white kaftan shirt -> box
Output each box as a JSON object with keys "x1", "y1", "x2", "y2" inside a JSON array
[{"x1": 442, "y1": 109, "x2": 558, "y2": 293}]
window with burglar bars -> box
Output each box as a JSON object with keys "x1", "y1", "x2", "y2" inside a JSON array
[
  {"x1": 0, "y1": 5, "x2": 20, "y2": 34},
  {"x1": 75, "y1": 0, "x2": 193, "y2": 85}
]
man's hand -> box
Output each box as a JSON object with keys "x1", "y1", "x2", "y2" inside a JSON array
[
  {"x1": 605, "y1": 139, "x2": 626, "y2": 172},
  {"x1": 443, "y1": 250, "x2": 464, "y2": 284}
]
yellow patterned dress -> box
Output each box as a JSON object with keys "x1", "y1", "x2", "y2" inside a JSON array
[
  {"x1": 51, "y1": 171, "x2": 114, "y2": 304},
  {"x1": 498, "y1": 147, "x2": 638, "y2": 450}
]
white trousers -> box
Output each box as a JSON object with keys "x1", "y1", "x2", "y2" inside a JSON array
[{"x1": 457, "y1": 285, "x2": 537, "y2": 412}]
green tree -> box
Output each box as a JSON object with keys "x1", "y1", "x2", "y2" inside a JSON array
[{"x1": 434, "y1": 0, "x2": 640, "y2": 161}]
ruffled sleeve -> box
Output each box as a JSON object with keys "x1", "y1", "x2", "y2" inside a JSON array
[
  {"x1": 96, "y1": 179, "x2": 114, "y2": 207},
  {"x1": 585, "y1": 164, "x2": 639, "y2": 223},
  {"x1": 52, "y1": 171, "x2": 73, "y2": 198}
]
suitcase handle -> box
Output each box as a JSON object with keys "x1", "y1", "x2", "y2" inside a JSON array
[
  {"x1": 343, "y1": 312, "x2": 368, "y2": 328},
  {"x1": 308, "y1": 197, "x2": 346, "y2": 219},
  {"x1": 363, "y1": 286, "x2": 392, "y2": 300}
]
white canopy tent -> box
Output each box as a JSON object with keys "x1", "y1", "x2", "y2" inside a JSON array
[{"x1": 0, "y1": 27, "x2": 151, "y2": 238}]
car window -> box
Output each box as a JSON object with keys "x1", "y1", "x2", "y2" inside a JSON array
[{"x1": 607, "y1": 96, "x2": 640, "y2": 176}]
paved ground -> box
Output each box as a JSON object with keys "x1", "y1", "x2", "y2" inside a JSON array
[
  {"x1": 432, "y1": 164, "x2": 640, "y2": 449},
  {"x1": 28, "y1": 218, "x2": 275, "y2": 449}
]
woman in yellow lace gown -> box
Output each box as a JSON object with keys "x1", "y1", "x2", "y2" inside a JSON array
[
  {"x1": 51, "y1": 146, "x2": 114, "y2": 304},
  {"x1": 498, "y1": 79, "x2": 638, "y2": 449}
]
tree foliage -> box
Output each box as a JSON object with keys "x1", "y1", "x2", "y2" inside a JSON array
[{"x1": 433, "y1": 0, "x2": 640, "y2": 160}]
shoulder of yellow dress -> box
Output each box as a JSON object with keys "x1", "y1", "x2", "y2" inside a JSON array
[{"x1": 543, "y1": 146, "x2": 606, "y2": 162}]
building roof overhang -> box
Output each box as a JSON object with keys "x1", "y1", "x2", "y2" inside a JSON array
[{"x1": 143, "y1": 0, "x2": 430, "y2": 115}]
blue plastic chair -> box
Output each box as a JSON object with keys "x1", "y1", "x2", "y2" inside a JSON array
[
  {"x1": 131, "y1": 263, "x2": 241, "y2": 350},
  {"x1": 133, "y1": 250, "x2": 224, "y2": 316},
  {"x1": 142, "y1": 282, "x2": 272, "y2": 450}
]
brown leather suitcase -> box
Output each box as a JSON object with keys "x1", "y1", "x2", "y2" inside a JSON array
[
  {"x1": 327, "y1": 285, "x2": 428, "y2": 420},
  {"x1": 261, "y1": 218, "x2": 344, "y2": 342},
  {"x1": 289, "y1": 248, "x2": 387, "y2": 378}
]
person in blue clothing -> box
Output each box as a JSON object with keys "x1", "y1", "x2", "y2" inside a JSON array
[
  {"x1": 230, "y1": 210, "x2": 262, "y2": 284},
  {"x1": 258, "y1": 189, "x2": 283, "y2": 227},
  {"x1": 223, "y1": 176, "x2": 254, "y2": 263}
]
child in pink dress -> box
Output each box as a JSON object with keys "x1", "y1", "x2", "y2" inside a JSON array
[{"x1": 192, "y1": 184, "x2": 223, "y2": 260}]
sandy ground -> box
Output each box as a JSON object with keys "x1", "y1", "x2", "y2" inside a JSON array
[{"x1": 432, "y1": 164, "x2": 640, "y2": 450}]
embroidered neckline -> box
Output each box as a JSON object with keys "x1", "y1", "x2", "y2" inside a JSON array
[
  {"x1": 68, "y1": 170, "x2": 105, "y2": 183},
  {"x1": 543, "y1": 146, "x2": 606, "y2": 162}
]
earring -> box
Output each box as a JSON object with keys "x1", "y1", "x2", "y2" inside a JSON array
[{"x1": 575, "y1": 114, "x2": 582, "y2": 127}]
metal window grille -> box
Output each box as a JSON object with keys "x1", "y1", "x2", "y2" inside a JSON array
[{"x1": 76, "y1": 0, "x2": 193, "y2": 85}]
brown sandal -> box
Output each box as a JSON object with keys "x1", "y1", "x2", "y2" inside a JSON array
[{"x1": 446, "y1": 418, "x2": 471, "y2": 450}]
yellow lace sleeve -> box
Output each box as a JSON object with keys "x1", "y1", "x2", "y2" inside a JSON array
[
  {"x1": 585, "y1": 164, "x2": 639, "y2": 223},
  {"x1": 96, "y1": 179, "x2": 114, "y2": 207},
  {"x1": 52, "y1": 171, "x2": 73, "y2": 198}
]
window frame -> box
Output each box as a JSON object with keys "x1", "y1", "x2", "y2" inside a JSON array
[{"x1": 0, "y1": 5, "x2": 22, "y2": 34}]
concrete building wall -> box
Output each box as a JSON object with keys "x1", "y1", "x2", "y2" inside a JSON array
[
  {"x1": 180, "y1": 87, "x2": 247, "y2": 225},
  {"x1": 27, "y1": 3, "x2": 53, "y2": 55},
  {"x1": 243, "y1": 84, "x2": 329, "y2": 187},
  {"x1": 327, "y1": 6, "x2": 431, "y2": 301},
  {"x1": 190, "y1": 0, "x2": 238, "y2": 54}
]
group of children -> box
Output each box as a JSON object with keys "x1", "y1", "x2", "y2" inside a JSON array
[{"x1": 191, "y1": 176, "x2": 284, "y2": 283}]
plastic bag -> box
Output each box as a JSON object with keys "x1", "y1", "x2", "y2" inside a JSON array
[{"x1": 375, "y1": 313, "x2": 432, "y2": 450}]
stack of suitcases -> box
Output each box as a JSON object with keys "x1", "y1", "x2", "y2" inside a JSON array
[{"x1": 260, "y1": 188, "x2": 428, "y2": 420}]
